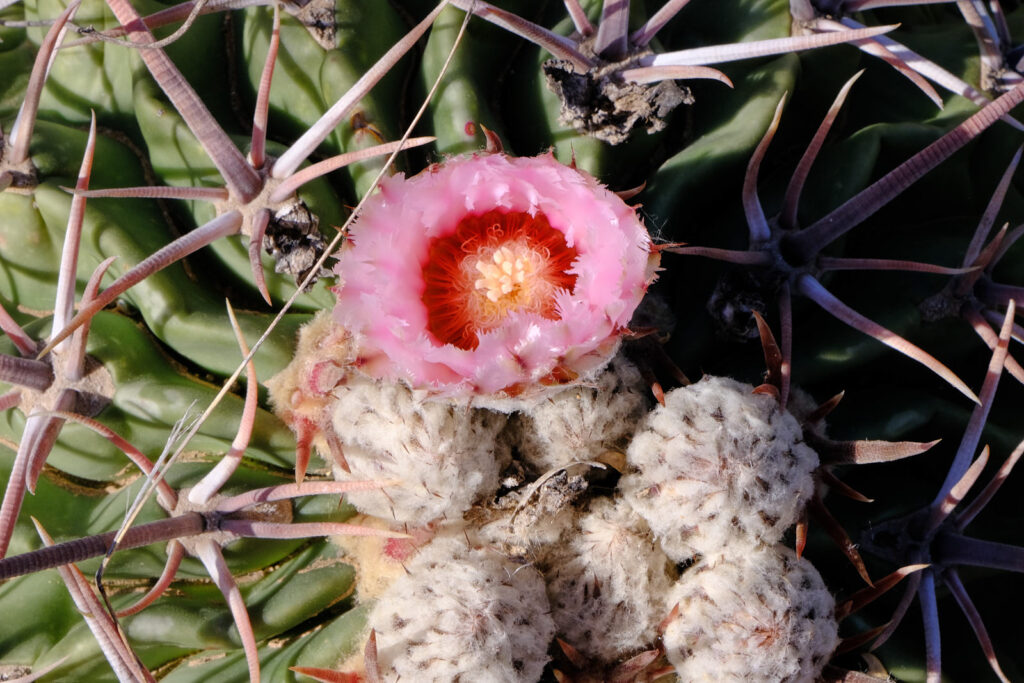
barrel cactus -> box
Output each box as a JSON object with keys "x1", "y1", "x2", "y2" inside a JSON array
[{"x1": 1, "y1": 1, "x2": 1024, "y2": 682}]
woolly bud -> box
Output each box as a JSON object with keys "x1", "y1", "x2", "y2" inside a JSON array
[
  {"x1": 369, "y1": 536, "x2": 556, "y2": 681},
  {"x1": 330, "y1": 375, "x2": 509, "y2": 523},
  {"x1": 513, "y1": 355, "x2": 649, "y2": 472},
  {"x1": 620, "y1": 376, "x2": 818, "y2": 561},
  {"x1": 662, "y1": 545, "x2": 839, "y2": 682},
  {"x1": 266, "y1": 311, "x2": 355, "y2": 459},
  {"x1": 542, "y1": 496, "x2": 674, "y2": 662}
]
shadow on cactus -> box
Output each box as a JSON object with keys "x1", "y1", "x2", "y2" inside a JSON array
[
  {"x1": 860, "y1": 302, "x2": 1023, "y2": 683},
  {"x1": 921, "y1": 144, "x2": 1024, "y2": 384},
  {"x1": 790, "y1": 0, "x2": 1024, "y2": 120},
  {"x1": 669, "y1": 71, "x2": 1024, "y2": 407}
]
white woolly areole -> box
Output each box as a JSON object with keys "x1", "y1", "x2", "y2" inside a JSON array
[
  {"x1": 542, "y1": 496, "x2": 674, "y2": 662},
  {"x1": 620, "y1": 376, "x2": 819, "y2": 561},
  {"x1": 662, "y1": 545, "x2": 839, "y2": 683},
  {"x1": 513, "y1": 355, "x2": 649, "y2": 471},
  {"x1": 369, "y1": 536, "x2": 556, "y2": 682},
  {"x1": 330, "y1": 375, "x2": 508, "y2": 523},
  {"x1": 618, "y1": 376, "x2": 819, "y2": 565}
]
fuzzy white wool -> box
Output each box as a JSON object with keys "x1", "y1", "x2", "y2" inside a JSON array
[
  {"x1": 620, "y1": 376, "x2": 819, "y2": 561},
  {"x1": 514, "y1": 356, "x2": 649, "y2": 471},
  {"x1": 543, "y1": 496, "x2": 674, "y2": 662},
  {"x1": 369, "y1": 536, "x2": 556, "y2": 682},
  {"x1": 330, "y1": 375, "x2": 508, "y2": 523},
  {"x1": 662, "y1": 545, "x2": 839, "y2": 683}
]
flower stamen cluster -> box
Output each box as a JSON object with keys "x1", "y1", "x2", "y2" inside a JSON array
[
  {"x1": 473, "y1": 243, "x2": 545, "y2": 307},
  {"x1": 422, "y1": 208, "x2": 578, "y2": 350}
]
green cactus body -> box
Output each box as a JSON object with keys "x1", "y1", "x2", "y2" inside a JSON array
[{"x1": 2, "y1": 1, "x2": 1024, "y2": 681}]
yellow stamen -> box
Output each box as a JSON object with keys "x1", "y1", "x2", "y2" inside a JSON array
[{"x1": 472, "y1": 243, "x2": 542, "y2": 309}]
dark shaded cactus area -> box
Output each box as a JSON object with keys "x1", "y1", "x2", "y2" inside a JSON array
[{"x1": 1, "y1": 0, "x2": 1024, "y2": 681}]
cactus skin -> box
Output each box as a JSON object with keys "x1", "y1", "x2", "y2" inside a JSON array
[{"x1": 2, "y1": 0, "x2": 1024, "y2": 681}]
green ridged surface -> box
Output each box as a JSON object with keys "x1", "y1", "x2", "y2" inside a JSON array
[{"x1": 1, "y1": 0, "x2": 1023, "y2": 680}]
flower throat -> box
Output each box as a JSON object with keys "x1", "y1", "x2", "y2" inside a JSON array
[{"x1": 422, "y1": 209, "x2": 579, "y2": 350}]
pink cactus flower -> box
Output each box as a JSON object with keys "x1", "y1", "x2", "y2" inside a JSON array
[{"x1": 333, "y1": 152, "x2": 659, "y2": 397}]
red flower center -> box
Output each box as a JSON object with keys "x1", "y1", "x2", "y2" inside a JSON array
[{"x1": 422, "y1": 209, "x2": 579, "y2": 350}]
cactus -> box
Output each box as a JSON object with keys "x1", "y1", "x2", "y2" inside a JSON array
[{"x1": 2, "y1": 1, "x2": 1024, "y2": 682}]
